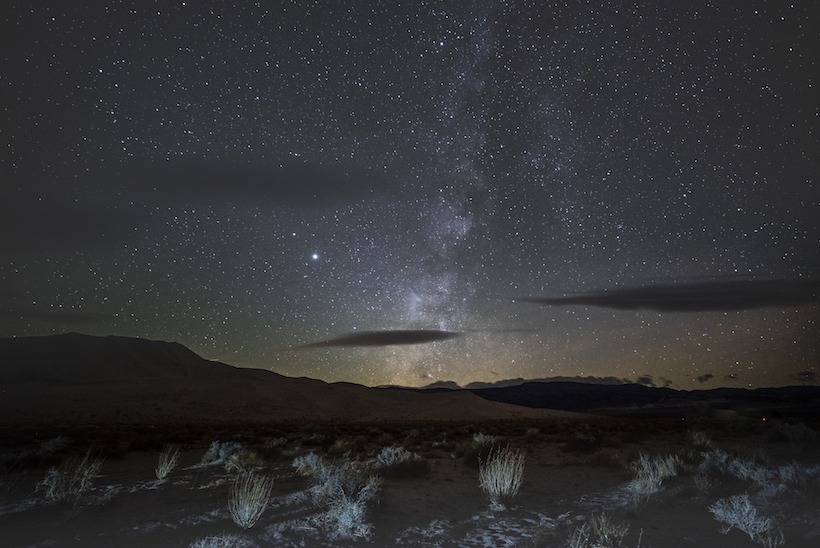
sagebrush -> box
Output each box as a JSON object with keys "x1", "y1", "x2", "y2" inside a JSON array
[
  {"x1": 228, "y1": 471, "x2": 274, "y2": 529},
  {"x1": 38, "y1": 450, "x2": 103, "y2": 503},
  {"x1": 478, "y1": 445, "x2": 525, "y2": 510}
]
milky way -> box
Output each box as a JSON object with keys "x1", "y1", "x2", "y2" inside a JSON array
[{"x1": 2, "y1": 1, "x2": 818, "y2": 388}]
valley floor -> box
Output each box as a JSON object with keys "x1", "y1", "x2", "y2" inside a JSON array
[{"x1": 1, "y1": 416, "x2": 819, "y2": 547}]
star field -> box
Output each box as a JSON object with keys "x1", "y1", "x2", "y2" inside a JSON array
[{"x1": 1, "y1": 1, "x2": 818, "y2": 388}]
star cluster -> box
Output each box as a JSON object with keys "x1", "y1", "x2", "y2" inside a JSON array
[{"x1": 1, "y1": 1, "x2": 817, "y2": 388}]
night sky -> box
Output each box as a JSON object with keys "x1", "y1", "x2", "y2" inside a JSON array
[{"x1": 2, "y1": 1, "x2": 818, "y2": 389}]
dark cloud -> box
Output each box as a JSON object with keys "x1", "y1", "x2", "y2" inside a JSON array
[
  {"x1": 696, "y1": 373, "x2": 714, "y2": 384},
  {"x1": 0, "y1": 307, "x2": 112, "y2": 326},
  {"x1": 724, "y1": 373, "x2": 738, "y2": 381},
  {"x1": 127, "y1": 158, "x2": 395, "y2": 208},
  {"x1": 465, "y1": 328, "x2": 541, "y2": 334},
  {"x1": 297, "y1": 329, "x2": 462, "y2": 349},
  {"x1": 789, "y1": 371, "x2": 817, "y2": 383},
  {"x1": 0, "y1": 201, "x2": 140, "y2": 254},
  {"x1": 521, "y1": 278, "x2": 820, "y2": 312},
  {"x1": 633, "y1": 374, "x2": 674, "y2": 388}
]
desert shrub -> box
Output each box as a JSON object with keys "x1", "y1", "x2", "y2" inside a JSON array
[
  {"x1": 588, "y1": 513, "x2": 630, "y2": 546},
  {"x1": 257, "y1": 436, "x2": 288, "y2": 460},
  {"x1": 473, "y1": 432, "x2": 498, "y2": 446},
  {"x1": 155, "y1": 444, "x2": 181, "y2": 481},
  {"x1": 373, "y1": 445, "x2": 428, "y2": 478},
  {"x1": 697, "y1": 448, "x2": 730, "y2": 476},
  {"x1": 568, "y1": 513, "x2": 630, "y2": 548},
  {"x1": 265, "y1": 436, "x2": 287, "y2": 449},
  {"x1": 311, "y1": 460, "x2": 373, "y2": 507},
  {"x1": 38, "y1": 449, "x2": 103, "y2": 503},
  {"x1": 627, "y1": 452, "x2": 681, "y2": 501},
  {"x1": 431, "y1": 436, "x2": 454, "y2": 453},
  {"x1": 1, "y1": 443, "x2": 57, "y2": 486},
  {"x1": 189, "y1": 534, "x2": 254, "y2": 548},
  {"x1": 38, "y1": 435, "x2": 71, "y2": 455},
  {"x1": 327, "y1": 437, "x2": 362, "y2": 458},
  {"x1": 225, "y1": 449, "x2": 267, "y2": 474},
  {"x1": 375, "y1": 445, "x2": 418, "y2": 468},
  {"x1": 567, "y1": 521, "x2": 592, "y2": 548},
  {"x1": 778, "y1": 462, "x2": 820, "y2": 486},
  {"x1": 709, "y1": 493, "x2": 775, "y2": 542},
  {"x1": 0, "y1": 457, "x2": 25, "y2": 502},
  {"x1": 725, "y1": 455, "x2": 773, "y2": 489},
  {"x1": 753, "y1": 462, "x2": 820, "y2": 499},
  {"x1": 293, "y1": 452, "x2": 322, "y2": 476},
  {"x1": 693, "y1": 471, "x2": 719, "y2": 495},
  {"x1": 698, "y1": 448, "x2": 816, "y2": 499},
  {"x1": 228, "y1": 471, "x2": 274, "y2": 529},
  {"x1": 677, "y1": 445, "x2": 700, "y2": 468},
  {"x1": 767, "y1": 421, "x2": 818, "y2": 443},
  {"x1": 303, "y1": 456, "x2": 382, "y2": 540},
  {"x1": 300, "y1": 431, "x2": 325, "y2": 445},
  {"x1": 201, "y1": 441, "x2": 243, "y2": 466},
  {"x1": 453, "y1": 434, "x2": 496, "y2": 468},
  {"x1": 313, "y1": 475, "x2": 381, "y2": 540},
  {"x1": 775, "y1": 463, "x2": 801, "y2": 485},
  {"x1": 757, "y1": 528, "x2": 786, "y2": 548},
  {"x1": 478, "y1": 445, "x2": 525, "y2": 511},
  {"x1": 688, "y1": 430, "x2": 712, "y2": 449}
]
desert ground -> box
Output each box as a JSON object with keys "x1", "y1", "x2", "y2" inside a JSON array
[{"x1": 2, "y1": 415, "x2": 820, "y2": 547}]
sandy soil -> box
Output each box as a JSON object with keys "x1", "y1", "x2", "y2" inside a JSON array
[{"x1": 2, "y1": 417, "x2": 819, "y2": 547}]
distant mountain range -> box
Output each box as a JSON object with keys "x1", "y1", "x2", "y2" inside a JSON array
[
  {"x1": 466, "y1": 382, "x2": 820, "y2": 414},
  {"x1": 384, "y1": 376, "x2": 820, "y2": 418},
  {"x1": 408, "y1": 379, "x2": 820, "y2": 418},
  {"x1": 419, "y1": 376, "x2": 628, "y2": 390}
]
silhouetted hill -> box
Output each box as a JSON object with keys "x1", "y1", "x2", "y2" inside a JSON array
[
  {"x1": 0, "y1": 332, "x2": 237, "y2": 383},
  {"x1": 0, "y1": 333, "x2": 577, "y2": 424}
]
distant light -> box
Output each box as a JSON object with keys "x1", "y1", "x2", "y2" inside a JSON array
[{"x1": 311, "y1": 253, "x2": 319, "y2": 260}]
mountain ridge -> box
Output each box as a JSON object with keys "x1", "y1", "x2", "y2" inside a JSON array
[{"x1": 0, "y1": 333, "x2": 574, "y2": 424}]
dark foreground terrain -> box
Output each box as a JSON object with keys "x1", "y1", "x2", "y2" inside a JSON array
[
  {"x1": 2, "y1": 334, "x2": 819, "y2": 546},
  {"x1": 2, "y1": 414, "x2": 819, "y2": 547}
]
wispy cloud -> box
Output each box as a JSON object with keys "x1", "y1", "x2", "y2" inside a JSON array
[
  {"x1": 696, "y1": 373, "x2": 714, "y2": 384},
  {"x1": 0, "y1": 307, "x2": 112, "y2": 326},
  {"x1": 296, "y1": 329, "x2": 461, "y2": 348},
  {"x1": 789, "y1": 370, "x2": 817, "y2": 383},
  {"x1": 464, "y1": 328, "x2": 541, "y2": 334},
  {"x1": 0, "y1": 202, "x2": 140, "y2": 254},
  {"x1": 521, "y1": 278, "x2": 820, "y2": 312},
  {"x1": 128, "y1": 158, "x2": 395, "y2": 207}
]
